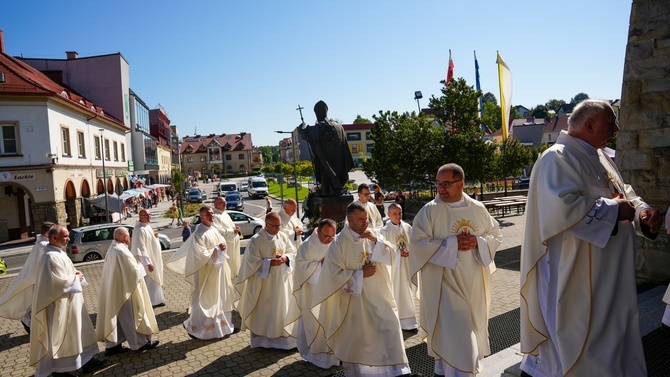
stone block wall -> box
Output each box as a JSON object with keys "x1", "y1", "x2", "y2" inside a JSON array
[{"x1": 620, "y1": 0, "x2": 670, "y2": 283}]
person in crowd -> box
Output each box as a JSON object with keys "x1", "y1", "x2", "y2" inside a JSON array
[
  {"x1": 0, "y1": 222, "x2": 54, "y2": 334},
  {"x1": 278, "y1": 198, "x2": 304, "y2": 249},
  {"x1": 519, "y1": 99, "x2": 662, "y2": 377},
  {"x1": 171, "y1": 205, "x2": 179, "y2": 226},
  {"x1": 182, "y1": 220, "x2": 192, "y2": 242},
  {"x1": 234, "y1": 212, "x2": 300, "y2": 350},
  {"x1": 395, "y1": 189, "x2": 406, "y2": 219},
  {"x1": 130, "y1": 209, "x2": 165, "y2": 308},
  {"x1": 97, "y1": 227, "x2": 159, "y2": 355},
  {"x1": 30, "y1": 225, "x2": 106, "y2": 377},
  {"x1": 372, "y1": 184, "x2": 386, "y2": 218},
  {"x1": 292, "y1": 218, "x2": 340, "y2": 369},
  {"x1": 410, "y1": 163, "x2": 503, "y2": 377},
  {"x1": 380, "y1": 203, "x2": 418, "y2": 330},
  {"x1": 167, "y1": 206, "x2": 237, "y2": 340},
  {"x1": 352, "y1": 183, "x2": 383, "y2": 229},
  {"x1": 300, "y1": 198, "x2": 309, "y2": 223},
  {"x1": 265, "y1": 196, "x2": 272, "y2": 214},
  {"x1": 177, "y1": 205, "x2": 183, "y2": 225},
  {"x1": 469, "y1": 187, "x2": 480, "y2": 201},
  {"x1": 311, "y1": 202, "x2": 417, "y2": 377},
  {"x1": 212, "y1": 196, "x2": 242, "y2": 280}
]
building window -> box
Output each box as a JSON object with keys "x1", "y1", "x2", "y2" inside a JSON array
[
  {"x1": 351, "y1": 144, "x2": 359, "y2": 154},
  {"x1": 200, "y1": 156, "x2": 206, "y2": 162},
  {"x1": 121, "y1": 143, "x2": 125, "y2": 162},
  {"x1": 94, "y1": 136, "x2": 101, "y2": 159},
  {"x1": 238, "y1": 153, "x2": 244, "y2": 160},
  {"x1": 113, "y1": 141, "x2": 118, "y2": 161},
  {"x1": 366, "y1": 143, "x2": 374, "y2": 153},
  {"x1": 61, "y1": 127, "x2": 71, "y2": 156},
  {"x1": 76, "y1": 131, "x2": 86, "y2": 158},
  {"x1": 187, "y1": 157, "x2": 193, "y2": 163},
  {"x1": 104, "y1": 138, "x2": 110, "y2": 161},
  {"x1": 0, "y1": 124, "x2": 19, "y2": 155},
  {"x1": 365, "y1": 132, "x2": 371, "y2": 140},
  {"x1": 347, "y1": 132, "x2": 361, "y2": 141},
  {"x1": 226, "y1": 154, "x2": 232, "y2": 160}
]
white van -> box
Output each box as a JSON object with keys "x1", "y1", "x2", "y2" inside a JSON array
[
  {"x1": 218, "y1": 181, "x2": 238, "y2": 195},
  {"x1": 247, "y1": 176, "x2": 268, "y2": 199}
]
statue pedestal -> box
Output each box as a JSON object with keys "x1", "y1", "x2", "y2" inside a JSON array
[{"x1": 314, "y1": 195, "x2": 353, "y2": 224}]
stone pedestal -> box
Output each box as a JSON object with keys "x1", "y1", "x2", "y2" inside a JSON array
[{"x1": 314, "y1": 195, "x2": 353, "y2": 224}]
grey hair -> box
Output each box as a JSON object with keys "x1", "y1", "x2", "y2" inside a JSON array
[
  {"x1": 114, "y1": 227, "x2": 129, "y2": 240},
  {"x1": 437, "y1": 163, "x2": 464, "y2": 181},
  {"x1": 568, "y1": 99, "x2": 613, "y2": 131}
]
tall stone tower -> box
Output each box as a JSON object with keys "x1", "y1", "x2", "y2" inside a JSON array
[{"x1": 619, "y1": 0, "x2": 670, "y2": 282}]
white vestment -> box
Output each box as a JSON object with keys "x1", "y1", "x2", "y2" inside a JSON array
[
  {"x1": 311, "y1": 226, "x2": 411, "y2": 376},
  {"x1": 380, "y1": 220, "x2": 418, "y2": 330},
  {"x1": 130, "y1": 221, "x2": 165, "y2": 306},
  {"x1": 292, "y1": 230, "x2": 340, "y2": 369},
  {"x1": 410, "y1": 194, "x2": 502, "y2": 376},
  {"x1": 96, "y1": 241, "x2": 158, "y2": 349},
  {"x1": 353, "y1": 199, "x2": 383, "y2": 229},
  {"x1": 213, "y1": 208, "x2": 242, "y2": 280},
  {"x1": 167, "y1": 223, "x2": 235, "y2": 339},
  {"x1": 520, "y1": 131, "x2": 649, "y2": 377},
  {"x1": 30, "y1": 245, "x2": 98, "y2": 377},
  {"x1": 0, "y1": 234, "x2": 48, "y2": 327},
  {"x1": 234, "y1": 229, "x2": 300, "y2": 349},
  {"x1": 278, "y1": 209, "x2": 304, "y2": 249},
  {"x1": 663, "y1": 209, "x2": 670, "y2": 327}
]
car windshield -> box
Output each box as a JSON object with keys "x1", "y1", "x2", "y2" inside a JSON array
[
  {"x1": 252, "y1": 181, "x2": 266, "y2": 188},
  {"x1": 226, "y1": 194, "x2": 240, "y2": 201}
]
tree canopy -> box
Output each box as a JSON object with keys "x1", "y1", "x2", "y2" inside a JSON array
[
  {"x1": 570, "y1": 92, "x2": 590, "y2": 104},
  {"x1": 353, "y1": 115, "x2": 372, "y2": 124}
]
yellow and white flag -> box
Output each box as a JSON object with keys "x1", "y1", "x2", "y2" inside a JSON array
[{"x1": 497, "y1": 52, "x2": 512, "y2": 140}]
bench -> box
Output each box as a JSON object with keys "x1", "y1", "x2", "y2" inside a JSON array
[{"x1": 493, "y1": 201, "x2": 526, "y2": 217}]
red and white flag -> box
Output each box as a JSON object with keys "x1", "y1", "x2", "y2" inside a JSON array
[{"x1": 446, "y1": 49, "x2": 454, "y2": 86}]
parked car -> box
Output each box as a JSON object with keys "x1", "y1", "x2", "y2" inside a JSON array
[
  {"x1": 512, "y1": 177, "x2": 530, "y2": 190},
  {"x1": 190, "y1": 210, "x2": 264, "y2": 237},
  {"x1": 66, "y1": 223, "x2": 171, "y2": 263},
  {"x1": 188, "y1": 188, "x2": 203, "y2": 203},
  {"x1": 225, "y1": 190, "x2": 244, "y2": 211},
  {"x1": 240, "y1": 182, "x2": 249, "y2": 192}
]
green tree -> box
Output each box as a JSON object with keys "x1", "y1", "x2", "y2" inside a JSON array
[
  {"x1": 482, "y1": 101, "x2": 502, "y2": 131},
  {"x1": 260, "y1": 165, "x2": 274, "y2": 175},
  {"x1": 570, "y1": 92, "x2": 589, "y2": 104},
  {"x1": 353, "y1": 115, "x2": 372, "y2": 124},
  {"x1": 363, "y1": 111, "x2": 443, "y2": 190},
  {"x1": 172, "y1": 169, "x2": 187, "y2": 193},
  {"x1": 545, "y1": 99, "x2": 566, "y2": 112},
  {"x1": 531, "y1": 105, "x2": 549, "y2": 118},
  {"x1": 429, "y1": 77, "x2": 483, "y2": 135},
  {"x1": 258, "y1": 145, "x2": 279, "y2": 164},
  {"x1": 482, "y1": 92, "x2": 497, "y2": 105},
  {"x1": 296, "y1": 160, "x2": 314, "y2": 178},
  {"x1": 492, "y1": 138, "x2": 533, "y2": 181}
]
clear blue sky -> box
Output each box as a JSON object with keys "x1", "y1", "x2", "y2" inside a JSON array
[{"x1": 2, "y1": 1, "x2": 632, "y2": 146}]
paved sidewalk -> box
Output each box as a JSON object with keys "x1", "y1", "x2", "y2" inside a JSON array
[{"x1": 1, "y1": 201, "x2": 668, "y2": 376}]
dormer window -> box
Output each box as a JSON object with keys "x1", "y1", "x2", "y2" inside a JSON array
[{"x1": 60, "y1": 91, "x2": 69, "y2": 99}]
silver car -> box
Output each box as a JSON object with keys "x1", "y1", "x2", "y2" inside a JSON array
[
  {"x1": 190, "y1": 210, "x2": 264, "y2": 237},
  {"x1": 66, "y1": 223, "x2": 171, "y2": 262}
]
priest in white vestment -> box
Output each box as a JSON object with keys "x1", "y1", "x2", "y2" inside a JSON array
[
  {"x1": 411, "y1": 163, "x2": 502, "y2": 377},
  {"x1": 312, "y1": 202, "x2": 414, "y2": 377},
  {"x1": 353, "y1": 183, "x2": 383, "y2": 229},
  {"x1": 30, "y1": 225, "x2": 106, "y2": 377},
  {"x1": 0, "y1": 221, "x2": 53, "y2": 333},
  {"x1": 213, "y1": 196, "x2": 242, "y2": 280},
  {"x1": 520, "y1": 100, "x2": 663, "y2": 377},
  {"x1": 97, "y1": 227, "x2": 159, "y2": 355},
  {"x1": 278, "y1": 198, "x2": 304, "y2": 249},
  {"x1": 292, "y1": 218, "x2": 340, "y2": 369},
  {"x1": 167, "y1": 205, "x2": 237, "y2": 339},
  {"x1": 130, "y1": 208, "x2": 165, "y2": 307},
  {"x1": 381, "y1": 204, "x2": 418, "y2": 330},
  {"x1": 234, "y1": 211, "x2": 300, "y2": 349}
]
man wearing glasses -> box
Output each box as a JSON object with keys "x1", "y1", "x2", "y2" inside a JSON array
[
  {"x1": 234, "y1": 212, "x2": 300, "y2": 349},
  {"x1": 410, "y1": 163, "x2": 503, "y2": 377},
  {"x1": 353, "y1": 183, "x2": 383, "y2": 229},
  {"x1": 130, "y1": 209, "x2": 165, "y2": 308}
]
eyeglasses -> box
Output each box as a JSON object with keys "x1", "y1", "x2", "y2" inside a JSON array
[{"x1": 436, "y1": 179, "x2": 462, "y2": 188}]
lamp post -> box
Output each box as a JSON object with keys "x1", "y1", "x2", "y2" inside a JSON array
[
  {"x1": 99, "y1": 128, "x2": 110, "y2": 223},
  {"x1": 414, "y1": 91, "x2": 423, "y2": 114},
  {"x1": 275, "y1": 130, "x2": 300, "y2": 218}
]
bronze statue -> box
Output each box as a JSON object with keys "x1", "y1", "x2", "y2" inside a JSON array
[{"x1": 298, "y1": 101, "x2": 354, "y2": 197}]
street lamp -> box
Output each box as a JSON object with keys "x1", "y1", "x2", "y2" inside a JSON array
[
  {"x1": 99, "y1": 128, "x2": 110, "y2": 223},
  {"x1": 414, "y1": 91, "x2": 423, "y2": 114},
  {"x1": 275, "y1": 130, "x2": 300, "y2": 218}
]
